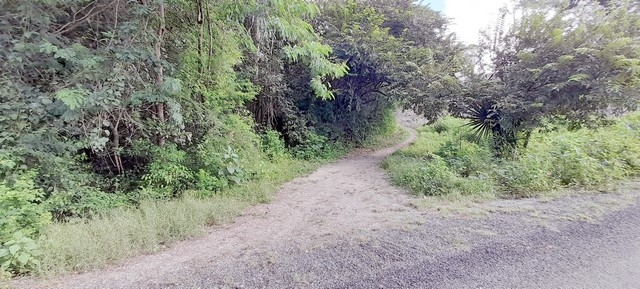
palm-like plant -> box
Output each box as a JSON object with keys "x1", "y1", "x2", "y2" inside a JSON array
[
  {"x1": 463, "y1": 100, "x2": 521, "y2": 157},
  {"x1": 464, "y1": 100, "x2": 501, "y2": 141}
]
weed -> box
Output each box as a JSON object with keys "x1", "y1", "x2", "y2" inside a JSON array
[
  {"x1": 34, "y1": 156, "x2": 319, "y2": 275},
  {"x1": 385, "y1": 113, "x2": 640, "y2": 198}
]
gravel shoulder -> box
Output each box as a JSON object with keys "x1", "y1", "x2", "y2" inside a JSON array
[{"x1": 10, "y1": 112, "x2": 640, "y2": 289}]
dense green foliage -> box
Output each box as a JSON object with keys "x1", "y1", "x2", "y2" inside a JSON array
[
  {"x1": 1, "y1": 0, "x2": 639, "y2": 277},
  {"x1": 384, "y1": 114, "x2": 640, "y2": 197},
  {"x1": 0, "y1": 0, "x2": 456, "y2": 276},
  {"x1": 444, "y1": 0, "x2": 640, "y2": 153}
]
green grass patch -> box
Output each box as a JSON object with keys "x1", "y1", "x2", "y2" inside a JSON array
[
  {"x1": 34, "y1": 156, "x2": 319, "y2": 276},
  {"x1": 384, "y1": 113, "x2": 640, "y2": 198},
  {"x1": 361, "y1": 124, "x2": 409, "y2": 150}
]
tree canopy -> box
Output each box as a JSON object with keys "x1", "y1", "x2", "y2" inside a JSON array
[{"x1": 454, "y1": 0, "x2": 640, "y2": 150}]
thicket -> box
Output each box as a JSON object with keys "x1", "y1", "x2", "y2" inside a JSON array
[
  {"x1": 3, "y1": 0, "x2": 638, "y2": 277},
  {"x1": 0, "y1": 0, "x2": 457, "y2": 275},
  {"x1": 384, "y1": 0, "x2": 640, "y2": 199},
  {"x1": 451, "y1": 0, "x2": 640, "y2": 153},
  {"x1": 384, "y1": 113, "x2": 640, "y2": 198}
]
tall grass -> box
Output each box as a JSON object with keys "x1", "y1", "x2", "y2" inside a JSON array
[
  {"x1": 384, "y1": 113, "x2": 640, "y2": 198},
  {"x1": 38, "y1": 196, "x2": 244, "y2": 274},
  {"x1": 35, "y1": 157, "x2": 319, "y2": 275}
]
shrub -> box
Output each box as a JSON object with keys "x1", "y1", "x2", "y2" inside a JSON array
[
  {"x1": 435, "y1": 139, "x2": 492, "y2": 177},
  {"x1": 386, "y1": 156, "x2": 455, "y2": 196},
  {"x1": 493, "y1": 155, "x2": 557, "y2": 197},
  {"x1": 385, "y1": 155, "x2": 496, "y2": 196},
  {"x1": 385, "y1": 114, "x2": 640, "y2": 198},
  {"x1": 0, "y1": 172, "x2": 51, "y2": 243},
  {"x1": 44, "y1": 188, "x2": 129, "y2": 220},
  {"x1": 141, "y1": 144, "x2": 193, "y2": 197},
  {"x1": 0, "y1": 172, "x2": 50, "y2": 275},
  {"x1": 293, "y1": 132, "x2": 346, "y2": 160},
  {"x1": 0, "y1": 232, "x2": 41, "y2": 275},
  {"x1": 547, "y1": 136, "x2": 607, "y2": 186},
  {"x1": 261, "y1": 130, "x2": 287, "y2": 161}
]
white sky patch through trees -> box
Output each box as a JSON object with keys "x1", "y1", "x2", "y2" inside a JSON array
[{"x1": 442, "y1": 0, "x2": 511, "y2": 44}]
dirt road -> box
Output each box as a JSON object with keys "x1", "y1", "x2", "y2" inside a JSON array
[{"x1": 13, "y1": 112, "x2": 640, "y2": 289}]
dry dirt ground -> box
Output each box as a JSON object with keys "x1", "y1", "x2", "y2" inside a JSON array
[{"x1": 11, "y1": 111, "x2": 640, "y2": 289}]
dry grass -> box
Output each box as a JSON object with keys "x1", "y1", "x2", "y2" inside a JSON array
[{"x1": 35, "y1": 157, "x2": 319, "y2": 275}]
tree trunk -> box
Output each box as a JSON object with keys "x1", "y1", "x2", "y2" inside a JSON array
[
  {"x1": 206, "y1": 4, "x2": 214, "y2": 72},
  {"x1": 197, "y1": 0, "x2": 204, "y2": 74},
  {"x1": 155, "y1": 1, "x2": 166, "y2": 146},
  {"x1": 523, "y1": 130, "x2": 532, "y2": 149}
]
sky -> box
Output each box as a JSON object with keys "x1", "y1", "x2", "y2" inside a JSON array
[{"x1": 425, "y1": 0, "x2": 510, "y2": 44}]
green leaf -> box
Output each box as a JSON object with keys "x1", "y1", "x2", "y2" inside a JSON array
[
  {"x1": 54, "y1": 48, "x2": 77, "y2": 61},
  {"x1": 38, "y1": 42, "x2": 58, "y2": 54},
  {"x1": 568, "y1": 73, "x2": 590, "y2": 82},
  {"x1": 17, "y1": 253, "x2": 30, "y2": 264},
  {"x1": 161, "y1": 77, "x2": 182, "y2": 96},
  {"x1": 8, "y1": 245, "x2": 20, "y2": 255},
  {"x1": 55, "y1": 88, "x2": 86, "y2": 110},
  {"x1": 552, "y1": 28, "x2": 563, "y2": 44},
  {"x1": 558, "y1": 55, "x2": 575, "y2": 64}
]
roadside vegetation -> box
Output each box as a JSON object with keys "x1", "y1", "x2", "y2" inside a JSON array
[
  {"x1": 1, "y1": 0, "x2": 639, "y2": 279},
  {"x1": 385, "y1": 0, "x2": 640, "y2": 200},
  {"x1": 36, "y1": 155, "x2": 317, "y2": 275},
  {"x1": 1, "y1": 0, "x2": 436, "y2": 276},
  {"x1": 384, "y1": 113, "x2": 640, "y2": 198},
  {"x1": 36, "y1": 117, "x2": 397, "y2": 276}
]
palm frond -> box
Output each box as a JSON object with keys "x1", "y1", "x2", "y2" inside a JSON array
[{"x1": 463, "y1": 100, "x2": 500, "y2": 142}]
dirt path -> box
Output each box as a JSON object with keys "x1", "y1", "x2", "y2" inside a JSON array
[
  {"x1": 13, "y1": 113, "x2": 424, "y2": 289},
  {"x1": 12, "y1": 112, "x2": 640, "y2": 289}
]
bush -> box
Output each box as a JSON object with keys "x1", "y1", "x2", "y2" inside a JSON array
[
  {"x1": 548, "y1": 136, "x2": 607, "y2": 186},
  {"x1": 384, "y1": 155, "x2": 496, "y2": 196},
  {"x1": 141, "y1": 144, "x2": 194, "y2": 197},
  {"x1": 44, "y1": 188, "x2": 129, "y2": 220},
  {"x1": 385, "y1": 114, "x2": 640, "y2": 198},
  {"x1": 261, "y1": 130, "x2": 288, "y2": 161},
  {"x1": 0, "y1": 172, "x2": 51, "y2": 275},
  {"x1": 435, "y1": 140, "x2": 491, "y2": 177},
  {"x1": 0, "y1": 232, "x2": 41, "y2": 275},
  {"x1": 293, "y1": 132, "x2": 347, "y2": 160},
  {"x1": 0, "y1": 173, "x2": 51, "y2": 244},
  {"x1": 493, "y1": 155, "x2": 557, "y2": 196}
]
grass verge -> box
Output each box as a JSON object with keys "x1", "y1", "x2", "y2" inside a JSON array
[
  {"x1": 384, "y1": 113, "x2": 640, "y2": 199},
  {"x1": 34, "y1": 157, "x2": 319, "y2": 276}
]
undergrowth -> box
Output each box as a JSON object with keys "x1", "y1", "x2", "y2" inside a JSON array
[
  {"x1": 35, "y1": 156, "x2": 319, "y2": 275},
  {"x1": 384, "y1": 113, "x2": 640, "y2": 198},
  {"x1": 29, "y1": 115, "x2": 403, "y2": 276}
]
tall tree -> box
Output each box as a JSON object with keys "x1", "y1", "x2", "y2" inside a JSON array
[
  {"x1": 458, "y1": 0, "x2": 640, "y2": 151},
  {"x1": 310, "y1": 0, "x2": 464, "y2": 143}
]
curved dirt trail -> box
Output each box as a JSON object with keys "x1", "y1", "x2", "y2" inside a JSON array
[
  {"x1": 12, "y1": 112, "x2": 640, "y2": 289},
  {"x1": 16, "y1": 116, "x2": 423, "y2": 289}
]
